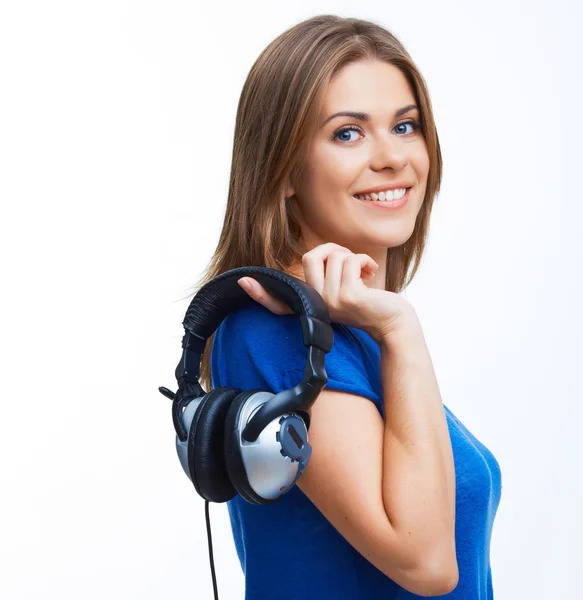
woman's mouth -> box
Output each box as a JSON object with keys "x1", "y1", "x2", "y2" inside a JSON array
[{"x1": 353, "y1": 187, "x2": 411, "y2": 210}]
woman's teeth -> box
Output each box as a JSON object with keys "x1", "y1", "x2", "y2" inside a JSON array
[{"x1": 353, "y1": 188, "x2": 408, "y2": 201}]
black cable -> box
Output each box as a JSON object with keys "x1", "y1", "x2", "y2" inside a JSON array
[{"x1": 205, "y1": 500, "x2": 219, "y2": 600}]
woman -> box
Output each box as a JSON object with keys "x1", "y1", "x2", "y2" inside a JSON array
[{"x1": 194, "y1": 14, "x2": 502, "y2": 599}]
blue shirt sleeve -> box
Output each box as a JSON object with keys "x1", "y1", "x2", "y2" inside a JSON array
[{"x1": 210, "y1": 302, "x2": 381, "y2": 406}]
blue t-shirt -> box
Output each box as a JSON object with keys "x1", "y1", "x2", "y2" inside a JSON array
[{"x1": 210, "y1": 302, "x2": 503, "y2": 600}]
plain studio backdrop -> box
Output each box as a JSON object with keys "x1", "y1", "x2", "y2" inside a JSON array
[{"x1": 1, "y1": 1, "x2": 581, "y2": 599}]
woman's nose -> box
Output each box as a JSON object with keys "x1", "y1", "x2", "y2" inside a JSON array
[{"x1": 369, "y1": 134, "x2": 408, "y2": 171}]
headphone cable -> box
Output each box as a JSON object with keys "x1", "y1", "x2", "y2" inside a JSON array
[{"x1": 205, "y1": 500, "x2": 219, "y2": 600}]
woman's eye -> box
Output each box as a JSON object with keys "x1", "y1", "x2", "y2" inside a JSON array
[
  {"x1": 331, "y1": 120, "x2": 421, "y2": 143},
  {"x1": 331, "y1": 126, "x2": 362, "y2": 143},
  {"x1": 394, "y1": 120, "x2": 421, "y2": 135}
]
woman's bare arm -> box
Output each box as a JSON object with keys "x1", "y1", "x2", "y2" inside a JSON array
[
  {"x1": 379, "y1": 314, "x2": 457, "y2": 586},
  {"x1": 296, "y1": 312, "x2": 458, "y2": 596}
]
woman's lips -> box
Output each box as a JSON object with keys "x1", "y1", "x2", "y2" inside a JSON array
[{"x1": 353, "y1": 187, "x2": 411, "y2": 210}]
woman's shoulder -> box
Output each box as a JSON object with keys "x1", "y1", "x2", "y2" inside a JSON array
[
  {"x1": 217, "y1": 302, "x2": 369, "y2": 355},
  {"x1": 211, "y1": 301, "x2": 382, "y2": 406}
]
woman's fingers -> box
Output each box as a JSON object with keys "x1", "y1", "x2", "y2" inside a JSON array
[
  {"x1": 322, "y1": 249, "x2": 350, "y2": 301},
  {"x1": 341, "y1": 254, "x2": 378, "y2": 293},
  {"x1": 235, "y1": 243, "x2": 379, "y2": 318},
  {"x1": 352, "y1": 253, "x2": 380, "y2": 281},
  {"x1": 237, "y1": 277, "x2": 293, "y2": 315},
  {"x1": 302, "y1": 242, "x2": 352, "y2": 296}
]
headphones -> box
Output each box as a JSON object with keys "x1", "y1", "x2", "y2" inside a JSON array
[{"x1": 158, "y1": 266, "x2": 334, "y2": 598}]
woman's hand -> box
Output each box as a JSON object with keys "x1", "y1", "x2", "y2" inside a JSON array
[{"x1": 236, "y1": 242, "x2": 417, "y2": 343}]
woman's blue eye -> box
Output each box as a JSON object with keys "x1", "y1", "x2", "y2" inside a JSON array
[
  {"x1": 331, "y1": 120, "x2": 421, "y2": 143},
  {"x1": 333, "y1": 126, "x2": 362, "y2": 143},
  {"x1": 394, "y1": 120, "x2": 421, "y2": 135}
]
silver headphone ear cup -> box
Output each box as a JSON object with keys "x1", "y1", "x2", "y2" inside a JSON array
[
  {"x1": 223, "y1": 390, "x2": 270, "y2": 505},
  {"x1": 224, "y1": 389, "x2": 308, "y2": 504}
]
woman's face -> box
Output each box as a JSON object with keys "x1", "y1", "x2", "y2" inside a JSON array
[{"x1": 287, "y1": 59, "x2": 430, "y2": 263}]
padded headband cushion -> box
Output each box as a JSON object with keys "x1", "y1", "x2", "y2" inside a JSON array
[{"x1": 183, "y1": 267, "x2": 331, "y2": 345}]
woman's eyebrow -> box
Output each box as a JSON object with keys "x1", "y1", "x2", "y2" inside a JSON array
[{"x1": 320, "y1": 104, "x2": 418, "y2": 128}]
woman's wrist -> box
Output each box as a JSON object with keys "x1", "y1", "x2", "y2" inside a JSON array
[{"x1": 377, "y1": 307, "x2": 423, "y2": 350}]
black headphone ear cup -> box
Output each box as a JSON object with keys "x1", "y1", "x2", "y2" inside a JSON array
[
  {"x1": 223, "y1": 390, "x2": 281, "y2": 506},
  {"x1": 187, "y1": 386, "x2": 242, "y2": 503}
]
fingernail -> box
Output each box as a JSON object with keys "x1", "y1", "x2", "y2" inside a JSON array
[{"x1": 238, "y1": 278, "x2": 252, "y2": 292}]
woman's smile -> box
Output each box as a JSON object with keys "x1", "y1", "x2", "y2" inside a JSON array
[{"x1": 352, "y1": 186, "x2": 412, "y2": 210}]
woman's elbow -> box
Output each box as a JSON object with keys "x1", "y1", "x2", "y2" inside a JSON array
[{"x1": 411, "y1": 554, "x2": 459, "y2": 597}]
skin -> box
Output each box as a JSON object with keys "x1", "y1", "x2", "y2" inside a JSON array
[
  {"x1": 239, "y1": 58, "x2": 430, "y2": 322},
  {"x1": 285, "y1": 58, "x2": 430, "y2": 289}
]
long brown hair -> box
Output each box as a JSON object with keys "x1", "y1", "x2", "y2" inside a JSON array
[{"x1": 183, "y1": 14, "x2": 443, "y2": 392}]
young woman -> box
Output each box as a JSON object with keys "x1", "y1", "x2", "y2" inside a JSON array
[{"x1": 194, "y1": 14, "x2": 502, "y2": 599}]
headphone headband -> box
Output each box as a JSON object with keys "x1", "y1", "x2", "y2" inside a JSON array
[{"x1": 173, "y1": 267, "x2": 334, "y2": 443}]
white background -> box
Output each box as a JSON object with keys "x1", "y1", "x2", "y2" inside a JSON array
[{"x1": 1, "y1": 1, "x2": 582, "y2": 599}]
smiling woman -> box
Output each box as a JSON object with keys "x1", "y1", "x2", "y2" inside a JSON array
[
  {"x1": 282, "y1": 58, "x2": 431, "y2": 268},
  {"x1": 183, "y1": 13, "x2": 501, "y2": 600}
]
